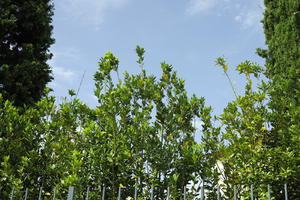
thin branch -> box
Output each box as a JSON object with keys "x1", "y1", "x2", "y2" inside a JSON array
[{"x1": 75, "y1": 70, "x2": 86, "y2": 99}]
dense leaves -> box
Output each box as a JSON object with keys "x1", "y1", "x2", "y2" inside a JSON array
[
  {"x1": 1, "y1": 0, "x2": 299, "y2": 199},
  {"x1": 0, "y1": 0, "x2": 54, "y2": 106},
  {"x1": 0, "y1": 48, "x2": 212, "y2": 199},
  {"x1": 204, "y1": 1, "x2": 300, "y2": 199},
  {"x1": 258, "y1": 0, "x2": 300, "y2": 198}
]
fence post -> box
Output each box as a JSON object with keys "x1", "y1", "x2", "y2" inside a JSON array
[
  {"x1": 284, "y1": 184, "x2": 288, "y2": 200},
  {"x1": 250, "y1": 185, "x2": 253, "y2": 200},
  {"x1": 86, "y1": 186, "x2": 90, "y2": 200},
  {"x1": 217, "y1": 185, "x2": 220, "y2": 200},
  {"x1": 167, "y1": 187, "x2": 170, "y2": 200},
  {"x1": 150, "y1": 186, "x2": 154, "y2": 200},
  {"x1": 134, "y1": 184, "x2": 137, "y2": 200},
  {"x1": 201, "y1": 183, "x2": 204, "y2": 200},
  {"x1": 234, "y1": 185, "x2": 237, "y2": 200},
  {"x1": 38, "y1": 187, "x2": 42, "y2": 200},
  {"x1": 85, "y1": 186, "x2": 90, "y2": 200},
  {"x1": 184, "y1": 186, "x2": 187, "y2": 200},
  {"x1": 118, "y1": 187, "x2": 121, "y2": 200},
  {"x1": 53, "y1": 186, "x2": 56, "y2": 200},
  {"x1": 267, "y1": 184, "x2": 271, "y2": 200},
  {"x1": 67, "y1": 186, "x2": 75, "y2": 200},
  {"x1": 101, "y1": 186, "x2": 105, "y2": 200},
  {"x1": 24, "y1": 188, "x2": 28, "y2": 200},
  {"x1": 10, "y1": 187, "x2": 14, "y2": 200}
]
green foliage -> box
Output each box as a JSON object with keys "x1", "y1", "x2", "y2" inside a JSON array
[
  {"x1": 68, "y1": 89, "x2": 76, "y2": 97},
  {"x1": 0, "y1": 0, "x2": 54, "y2": 106},
  {"x1": 1, "y1": 1, "x2": 298, "y2": 199},
  {"x1": 212, "y1": 54, "x2": 299, "y2": 199},
  {"x1": 205, "y1": 1, "x2": 300, "y2": 199},
  {"x1": 214, "y1": 59, "x2": 271, "y2": 198},
  {"x1": 258, "y1": 0, "x2": 300, "y2": 198},
  {"x1": 135, "y1": 45, "x2": 145, "y2": 66},
  {"x1": 93, "y1": 49, "x2": 208, "y2": 199},
  {"x1": 0, "y1": 47, "x2": 213, "y2": 199}
]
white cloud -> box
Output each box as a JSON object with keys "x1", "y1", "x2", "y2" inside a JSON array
[
  {"x1": 57, "y1": 0, "x2": 128, "y2": 28},
  {"x1": 53, "y1": 66, "x2": 75, "y2": 81},
  {"x1": 186, "y1": 0, "x2": 218, "y2": 15},
  {"x1": 48, "y1": 47, "x2": 81, "y2": 83},
  {"x1": 233, "y1": 0, "x2": 264, "y2": 29},
  {"x1": 234, "y1": 10, "x2": 262, "y2": 29},
  {"x1": 234, "y1": 15, "x2": 241, "y2": 21},
  {"x1": 186, "y1": 0, "x2": 263, "y2": 30}
]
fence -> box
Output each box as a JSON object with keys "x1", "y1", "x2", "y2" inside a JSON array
[{"x1": 6, "y1": 183, "x2": 290, "y2": 200}]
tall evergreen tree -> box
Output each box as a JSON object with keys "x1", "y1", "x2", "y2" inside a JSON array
[
  {"x1": 258, "y1": 0, "x2": 300, "y2": 198},
  {"x1": 0, "y1": 0, "x2": 54, "y2": 106}
]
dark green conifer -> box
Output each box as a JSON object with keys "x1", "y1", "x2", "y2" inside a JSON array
[
  {"x1": 0, "y1": 0, "x2": 54, "y2": 106},
  {"x1": 258, "y1": 0, "x2": 300, "y2": 198}
]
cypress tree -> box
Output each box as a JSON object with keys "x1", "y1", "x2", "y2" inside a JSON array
[
  {"x1": 258, "y1": 0, "x2": 300, "y2": 198},
  {"x1": 0, "y1": 0, "x2": 54, "y2": 106}
]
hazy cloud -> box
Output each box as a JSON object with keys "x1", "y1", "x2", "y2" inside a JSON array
[
  {"x1": 48, "y1": 47, "x2": 81, "y2": 83},
  {"x1": 186, "y1": 0, "x2": 263, "y2": 29},
  {"x1": 52, "y1": 66, "x2": 75, "y2": 81},
  {"x1": 234, "y1": 7, "x2": 263, "y2": 29},
  {"x1": 186, "y1": 0, "x2": 218, "y2": 15},
  {"x1": 57, "y1": 0, "x2": 128, "y2": 28}
]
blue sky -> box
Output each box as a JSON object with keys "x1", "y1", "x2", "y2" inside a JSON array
[{"x1": 49, "y1": 0, "x2": 266, "y2": 115}]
